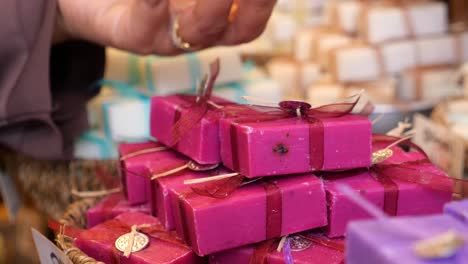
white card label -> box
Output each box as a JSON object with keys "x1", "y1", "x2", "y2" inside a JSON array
[
  {"x1": 31, "y1": 228, "x2": 71, "y2": 264},
  {"x1": 413, "y1": 114, "x2": 465, "y2": 179}
]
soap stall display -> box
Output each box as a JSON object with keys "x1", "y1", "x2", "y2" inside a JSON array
[{"x1": 43, "y1": 59, "x2": 468, "y2": 264}]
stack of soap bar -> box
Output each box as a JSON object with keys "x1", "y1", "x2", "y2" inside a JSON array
[
  {"x1": 324, "y1": 145, "x2": 452, "y2": 238},
  {"x1": 360, "y1": 1, "x2": 448, "y2": 44},
  {"x1": 398, "y1": 65, "x2": 461, "y2": 101},
  {"x1": 86, "y1": 193, "x2": 150, "y2": 228},
  {"x1": 75, "y1": 212, "x2": 203, "y2": 264},
  {"x1": 346, "y1": 214, "x2": 468, "y2": 264},
  {"x1": 119, "y1": 141, "x2": 187, "y2": 205},
  {"x1": 220, "y1": 112, "x2": 372, "y2": 177},
  {"x1": 170, "y1": 173, "x2": 327, "y2": 256},
  {"x1": 150, "y1": 95, "x2": 233, "y2": 165},
  {"x1": 148, "y1": 162, "x2": 229, "y2": 230},
  {"x1": 444, "y1": 199, "x2": 468, "y2": 223},
  {"x1": 209, "y1": 233, "x2": 344, "y2": 264}
]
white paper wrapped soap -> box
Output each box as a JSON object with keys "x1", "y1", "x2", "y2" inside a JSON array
[
  {"x1": 308, "y1": 78, "x2": 396, "y2": 105},
  {"x1": 329, "y1": 43, "x2": 384, "y2": 82},
  {"x1": 141, "y1": 47, "x2": 243, "y2": 95},
  {"x1": 360, "y1": 1, "x2": 448, "y2": 44},
  {"x1": 267, "y1": 58, "x2": 321, "y2": 99},
  {"x1": 398, "y1": 65, "x2": 462, "y2": 101},
  {"x1": 104, "y1": 47, "x2": 243, "y2": 95},
  {"x1": 416, "y1": 33, "x2": 468, "y2": 66},
  {"x1": 293, "y1": 27, "x2": 351, "y2": 64},
  {"x1": 213, "y1": 79, "x2": 282, "y2": 104},
  {"x1": 102, "y1": 97, "x2": 151, "y2": 142},
  {"x1": 306, "y1": 81, "x2": 344, "y2": 106},
  {"x1": 330, "y1": 33, "x2": 468, "y2": 83},
  {"x1": 74, "y1": 130, "x2": 117, "y2": 160},
  {"x1": 327, "y1": 0, "x2": 363, "y2": 34}
]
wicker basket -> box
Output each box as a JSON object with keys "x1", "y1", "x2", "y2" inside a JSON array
[
  {"x1": 0, "y1": 151, "x2": 119, "y2": 220},
  {"x1": 55, "y1": 198, "x2": 103, "y2": 264}
]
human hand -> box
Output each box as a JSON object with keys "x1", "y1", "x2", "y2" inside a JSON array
[{"x1": 55, "y1": 0, "x2": 277, "y2": 55}]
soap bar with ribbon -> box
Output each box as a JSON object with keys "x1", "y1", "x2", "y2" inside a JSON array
[
  {"x1": 219, "y1": 99, "x2": 372, "y2": 178},
  {"x1": 169, "y1": 173, "x2": 327, "y2": 256},
  {"x1": 74, "y1": 212, "x2": 203, "y2": 264},
  {"x1": 444, "y1": 200, "x2": 468, "y2": 223},
  {"x1": 119, "y1": 141, "x2": 187, "y2": 205},
  {"x1": 324, "y1": 136, "x2": 453, "y2": 238},
  {"x1": 147, "y1": 162, "x2": 226, "y2": 231},
  {"x1": 209, "y1": 232, "x2": 345, "y2": 264},
  {"x1": 359, "y1": 0, "x2": 448, "y2": 44},
  {"x1": 86, "y1": 193, "x2": 151, "y2": 228},
  {"x1": 346, "y1": 214, "x2": 468, "y2": 264},
  {"x1": 150, "y1": 94, "x2": 233, "y2": 164},
  {"x1": 150, "y1": 60, "x2": 235, "y2": 165}
]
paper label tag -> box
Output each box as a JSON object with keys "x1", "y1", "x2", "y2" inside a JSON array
[
  {"x1": 413, "y1": 114, "x2": 465, "y2": 179},
  {"x1": 31, "y1": 228, "x2": 71, "y2": 264},
  {"x1": 0, "y1": 170, "x2": 22, "y2": 222}
]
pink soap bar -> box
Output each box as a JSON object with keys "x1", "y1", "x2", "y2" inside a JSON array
[
  {"x1": 209, "y1": 233, "x2": 344, "y2": 264},
  {"x1": 75, "y1": 212, "x2": 204, "y2": 264},
  {"x1": 150, "y1": 95, "x2": 233, "y2": 165},
  {"x1": 119, "y1": 141, "x2": 186, "y2": 205},
  {"x1": 148, "y1": 162, "x2": 225, "y2": 231},
  {"x1": 170, "y1": 174, "x2": 327, "y2": 256},
  {"x1": 324, "y1": 146, "x2": 452, "y2": 238},
  {"x1": 220, "y1": 114, "x2": 372, "y2": 177},
  {"x1": 86, "y1": 193, "x2": 151, "y2": 228}
]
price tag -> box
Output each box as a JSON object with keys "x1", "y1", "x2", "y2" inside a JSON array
[
  {"x1": 31, "y1": 228, "x2": 71, "y2": 264},
  {"x1": 413, "y1": 114, "x2": 465, "y2": 180}
]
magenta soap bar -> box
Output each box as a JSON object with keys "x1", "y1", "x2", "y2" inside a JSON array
[
  {"x1": 150, "y1": 95, "x2": 232, "y2": 165},
  {"x1": 75, "y1": 212, "x2": 203, "y2": 264},
  {"x1": 347, "y1": 215, "x2": 468, "y2": 264},
  {"x1": 170, "y1": 173, "x2": 327, "y2": 256},
  {"x1": 444, "y1": 200, "x2": 468, "y2": 223},
  {"x1": 324, "y1": 146, "x2": 452, "y2": 238},
  {"x1": 148, "y1": 162, "x2": 225, "y2": 231},
  {"x1": 119, "y1": 141, "x2": 186, "y2": 205},
  {"x1": 86, "y1": 193, "x2": 151, "y2": 228},
  {"x1": 219, "y1": 114, "x2": 372, "y2": 177},
  {"x1": 209, "y1": 233, "x2": 344, "y2": 264}
]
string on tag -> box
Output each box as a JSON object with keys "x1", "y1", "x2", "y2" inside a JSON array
[
  {"x1": 120, "y1": 147, "x2": 169, "y2": 161},
  {"x1": 71, "y1": 187, "x2": 121, "y2": 198}
]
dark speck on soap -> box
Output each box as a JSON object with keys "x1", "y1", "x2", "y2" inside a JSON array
[{"x1": 273, "y1": 143, "x2": 288, "y2": 155}]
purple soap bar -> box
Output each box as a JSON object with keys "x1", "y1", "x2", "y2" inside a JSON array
[
  {"x1": 150, "y1": 95, "x2": 232, "y2": 165},
  {"x1": 347, "y1": 215, "x2": 468, "y2": 264},
  {"x1": 119, "y1": 141, "x2": 186, "y2": 205},
  {"x1": 444, "y1": 200, "x2": 468, "y2": 223},
  {"x1": 209, "y1": 233, "x2": 344, "y2": 264},
  {"x1": 324, "y1": 146, "x2": 452, "y2": 238},
  {"x1": 219, "y1": 113, "x2": 372, "y2": 177},
  {"x1": 170, "y1": 173, "x2": 327, "y2": 256},
  {"x1": 86, "y1": 193, "x2": 151, "y2": 228},
  {"x1": 75, "y1": 212, "x2": 203, "y2": 264}
]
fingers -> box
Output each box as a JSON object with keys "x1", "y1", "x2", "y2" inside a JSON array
[
  {"x1": 117, "y1": 0, "x2": 184, "y2": 55},
  {"x1": 219, "y1": 0, "x2": 276, "y2": 45},
  {"x1": 175, "y1": 0, "x2": 234, "y2": 47}
]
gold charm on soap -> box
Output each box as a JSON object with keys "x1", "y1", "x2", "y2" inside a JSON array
[{"x1": 413, "y1": 230, "x2": 465, "y2": 259}]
